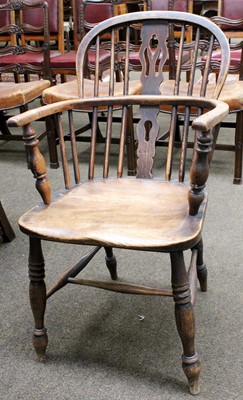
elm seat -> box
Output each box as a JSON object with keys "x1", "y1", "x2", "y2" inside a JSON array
[
  {"x1": 159, "y1": 79, "x2": 243, "y2": 112},
  {"x1": 0, "y1": 81, "x2": 50, "y2": 110},
  {"x1": 208, "y1": 49, "x2": 242, "y2": 67},
  {"x1": 19, "y1": 178, "x2": 206, "y2": 251}
]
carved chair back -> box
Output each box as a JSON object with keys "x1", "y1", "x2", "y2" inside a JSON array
[
  {"x1": 22, "y1": 0, "x2": 65, "y2": 53},
  {"x1": 19, "y1": 11, "x2": 230, "y2": 213},
  {"x1": 0, "y1": 0, "x2": 51, "y2": 80},
  {"x1": 73, "y1": 0, "x2": 128, "y2": 50},
  {"x1": 0, "y1": 0, "x2": 15, "y2": 46},
  {"x1": 212, "y1": 0, "x2": 243, "y2": 79}
]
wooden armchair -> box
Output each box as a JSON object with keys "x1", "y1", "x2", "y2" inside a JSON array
[{"x1": 7, "y1": 11, "x2": 230, "y2": 395}]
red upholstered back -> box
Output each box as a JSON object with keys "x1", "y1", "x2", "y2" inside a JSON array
[
  {"x1": 150, "y1": 0, "x2": 189, "y2": 11},
  {"x1": 76, "y1": 0, "x2": 117, "y2": 34},
  {"x1": 150, "y1": 0, "x2": 170, "y2": 10},
  {"x1": 22, "y1": 0, "x2": 59, "y2": 33},
  {"x1": 174, "y1": 0, "x2": 189, "y2": 12},
  {"x1": 220, "y1": 0, "x2": 243, "y2": 30},
  {"x1": 0, "y1": 0, "x2": 11, "y2": 28}
]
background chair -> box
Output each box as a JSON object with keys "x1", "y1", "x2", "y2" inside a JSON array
[
  {"x1": 0, "y1": 0, "x2": 56, "y2": 163},
  {"x1": 0, "y1": 0, "x2": 54, "y2": 82},
  {"x1": 43, "y1": 0, "x2": 142, "y2": 171},
  {"x1": 50, "y1": 0, "x2": 127, "y2": 82},
  {"x1": 8, "y1": 11, "x2": 230, "y2": 395},
  {"x1": 207, "y1": 0, "x2": 243, "y2": 184}
]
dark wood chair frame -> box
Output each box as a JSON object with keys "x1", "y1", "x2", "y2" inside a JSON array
[{"x1": 8, "y1": 11, "x2": 230, "y2": 395}]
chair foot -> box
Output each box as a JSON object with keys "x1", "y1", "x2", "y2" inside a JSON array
[
  {"x1": 182, "y1": 353, "x2": 201, "y2": 395},
  {"x1": 197, "y1": 263, "x2": 207, "y2": 292},
  {"x1": 50, "y1": 161, "x2": 60, "y2": 169},
  {"x1": 33, "y1": 328, "x2": 48, "y2": 362},
  {"x1": 233, "y1": 177, "x2": 242, "y2": 185}
]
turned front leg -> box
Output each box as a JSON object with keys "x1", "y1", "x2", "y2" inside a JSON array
[
  {"x1": 28, "y1": 237, "x2": 48, "y2": 362},
  {"x1": 170, "y1": 251, "x2": 201, "y2": 395}
]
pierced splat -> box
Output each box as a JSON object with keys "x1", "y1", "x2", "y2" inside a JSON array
[
  {"x1": 137, "y1": 105, "x2": 160, "y2": 178},
  {"x1": 139, "y1": 21, "x2": 168, "y2": 94}
]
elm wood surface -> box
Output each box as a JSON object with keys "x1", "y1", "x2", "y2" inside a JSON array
[
  {"x1": 7, "y1": 11, "x2": 230, "y2": 396},
  {"x1": 0, "y1": 80, "x2": 50, "y2": 144}
]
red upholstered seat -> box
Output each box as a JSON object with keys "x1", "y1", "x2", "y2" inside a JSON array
[
  {"x1": 50, "y1": 49, "x2": 111, "y2": 68},
  {"x1": 0, "y1": 52, "x2": 61, "y2": 67},
  {"x1": 203, "y1": 49, "x2": 242, "y2": 67}
]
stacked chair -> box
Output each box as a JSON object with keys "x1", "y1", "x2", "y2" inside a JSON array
[
  {"x1": 0, "y1": 0, "x2": 52, "y2": 158},
  {"x1": 8, "y1": 11, "x2": 230, "y2": 395},
  {"x1": 42, "y1": 0, "x2": 142, "y2": 172},
  {"x1": 209, "y1": 0, "x2": 243, "y2": 184}
]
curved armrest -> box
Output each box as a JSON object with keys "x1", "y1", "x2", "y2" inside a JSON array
[
  {"x1": 8, "y1": 95, "x2": 229, "y2": 130},
  {"x1": 191, "y1": 99, "x2": 229, "y2": 131}
]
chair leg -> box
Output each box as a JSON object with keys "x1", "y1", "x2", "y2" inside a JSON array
[
  {"x1": 28, "y1": 237, "x2": 48, "y2": 362},
  {"x1": 0, "y1": 201, "x2": 15, "y2": 242},
  {"x1": 170, "y1": 251, "x2": 201, "y2": 395},
  {"x1": 234, "y1": 111, "x2": 243, "y2": 184},
  {"x1": 194, "y1": 238, "x2": 207, "y2": 292},
  {"x1": 104, "y1": 246, "x2": 117, "y2": 280}
]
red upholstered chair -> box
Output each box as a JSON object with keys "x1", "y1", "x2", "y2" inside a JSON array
[
  {"x1": 0, "y1": 0, "x2": 62, "y2": 82},
  {"x1": 51, "y1": 0, "x2": 127, "y2": 82},
  {"x1": 0, "y1": 0, "x2": 58, "y2": 166},
  {"x1": 45, "y1": 0, "x2": 135, "y2": 170},
  {"x1": 202, "y1": 0, "x2": 243, "y2": 184}
]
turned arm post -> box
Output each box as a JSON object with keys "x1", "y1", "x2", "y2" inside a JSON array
[
  {"x1": 23, "y1": 123, "x2": 51, "y2": 205},
  {"x1": 188, "y1": 128, "x2": 212, "y2": 216}
]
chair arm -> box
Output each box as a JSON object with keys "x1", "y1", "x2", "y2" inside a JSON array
[
  {"x1": 191, "y1": 99, "x2": 229, "y2": 132},
  {"x1": 7, "y1": 95, "x2": 229, "y2": 129}
]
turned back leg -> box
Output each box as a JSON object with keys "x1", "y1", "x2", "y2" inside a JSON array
[{"x1": 170, "y1": 251, "x2": 201, "y2": 395}]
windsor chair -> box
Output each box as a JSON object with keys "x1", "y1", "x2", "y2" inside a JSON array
[{"x1": 7, "y1": 11, "x2": 230, "y2": 395}]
